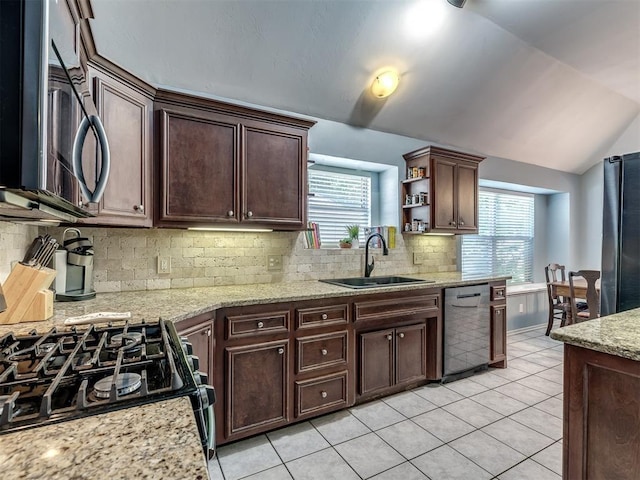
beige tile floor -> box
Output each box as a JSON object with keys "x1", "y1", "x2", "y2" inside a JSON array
[{"x1": 209, "y1": 325, "x2": 563, "y2": 480}]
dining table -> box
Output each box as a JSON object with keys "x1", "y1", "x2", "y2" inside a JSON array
[{"x1": 549, "y1": 278, "x2": 600, "y2": 324}]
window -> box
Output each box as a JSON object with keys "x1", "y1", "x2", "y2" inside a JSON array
[
  {"x1": 308, "y1": 168, "x2": 371, "y2": 245},
  {"x1": 460, "y1": 189, "x2": 534, "y2": 284}
]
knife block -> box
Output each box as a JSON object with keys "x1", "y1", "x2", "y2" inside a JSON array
[{"x1": 0, "y1": 264, "x2": 57, "y2": 324}]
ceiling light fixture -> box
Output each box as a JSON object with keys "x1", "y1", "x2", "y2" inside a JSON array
[
  {"x1": 371, "y1": 69, "x2": 400, "y2": 98},
  {"x1": 446, "y1": 0, "x2": 467, "y2": 7}
]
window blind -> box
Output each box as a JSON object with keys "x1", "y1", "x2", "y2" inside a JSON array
[
  {"x1": 460, "y1": 189, "x2": 534, "y2": 284},
  {"x1": 308, "y1": 169, "x2": 371, "y2": 245}
]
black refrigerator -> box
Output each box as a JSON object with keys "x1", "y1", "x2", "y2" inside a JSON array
[{"x1": 601, "y1": 152, "x2": 640, "y2": 316}]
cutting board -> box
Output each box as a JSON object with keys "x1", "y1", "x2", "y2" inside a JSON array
[{"x1": 0, "y1": 263, "x2": 56, "y2": 324}]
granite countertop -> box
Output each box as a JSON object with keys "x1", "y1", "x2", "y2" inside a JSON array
[
  {"x1": 550, "y1": 307, "x2": 640, "y2": 361},
  {"x1": 0, "y1": 272, "x2": 507, "y2": 480},
  {"x1": 0, "y1": 272, "x2": 509, "y2": 337},
  {"x1": 0, "y1": 397, "x2": 209, "y2": 480}
]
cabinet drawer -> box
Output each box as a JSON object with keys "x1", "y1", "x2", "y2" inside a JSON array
[
  {"x1": 296, "y1": 332, "x2": 348, "y2": 373},
  {"x1": 226, "y1": 311, "x2": 290, "y2": 339},
  {"x1": 491, "y1": 285, "x2": 506, "y2": 302},
  {"x1": 295, "y1": 371, "x2": 348, "y2": 417},
  {"x1": 354, "y1": 294, "x2": 439, "y2": 322},
  {"x1": 296, "y1": 304, "x2": 348, "y2": 329}
]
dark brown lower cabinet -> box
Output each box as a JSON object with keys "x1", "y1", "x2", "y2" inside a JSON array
[
  {"x1": 563, "y1": 344, "x2": 640, "y2": 480},
  {"x1": 359, "y1": 323, "x2": 427, "y2": 397},
  {"x1": 225, "y1": 339, "x2": 289, "y2": 440},
  {"x1": 489, "y1": 281, "x2": 507, "y2": 368},
  {"x1": 176, "y1": 313, "x2": 214, "y2": 384}
]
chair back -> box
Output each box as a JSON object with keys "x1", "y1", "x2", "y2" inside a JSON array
[
  {"x1": 545, "y1": 263, "x2": 566, "y2": 305},
  {"x1": 568, "y1": 270, "x2": 600, "y2": 323}
]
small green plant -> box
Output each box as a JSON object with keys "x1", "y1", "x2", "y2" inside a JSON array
[
  {"x1": 345, "y1": 224, "x2": 360, "y2": 240},
  {"x1": 339, "y1": 237, "x2": 353, "y2": 248}
]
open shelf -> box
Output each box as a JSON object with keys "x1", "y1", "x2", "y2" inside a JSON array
[{"x1": 402, "y1": 203, "x2": 429, "y2": 209}]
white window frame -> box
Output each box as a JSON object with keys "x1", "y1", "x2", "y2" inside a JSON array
[{"x1": 459, "y1": 188, "x2": 535, "y2": 284}]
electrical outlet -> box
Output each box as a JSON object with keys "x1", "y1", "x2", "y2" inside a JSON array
[
  {"x1": 519, "y1": 303, "x2": 524, "y2": 313},
  {"x1": 157, "y1": 256, "x2": 171, "y2": 274},
  {"x1": 413, "y1": 252, "x2": 423, "y2": 265},
  {"x1": 267, "y1": 255, "x2": 283, "y2": 271}
]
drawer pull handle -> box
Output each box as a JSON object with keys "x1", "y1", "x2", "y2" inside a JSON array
[
  {"x1": 398, "y1": 332, "x2": 405, "y2": 339},
  {"x1": 277, "y1": 347, "x2": 284, "y2": 355},
  {"x1": 257, "y1": 321, "x2": 264, "y2": 329},
  {"x1": 321, "y1": 391, "x2": 327, "y2": 398},
  {"x1": 321, "y1": 313, "x2": 328, "y2": 320},
  {"x1": 387, "y1": 334, "x2": 393, "y2": 341},
  {"x1": 321, "y1": 348, "x2": 328, "y2": 356}
]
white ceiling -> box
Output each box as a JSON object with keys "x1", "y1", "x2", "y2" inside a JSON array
[{"x1": 89, "y1": 0, "x2": 640, "y2": 174}]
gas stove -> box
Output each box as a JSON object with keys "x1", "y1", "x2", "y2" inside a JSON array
[{"x1": 0, "y1": 320, "x2": 215, "y2": 456}]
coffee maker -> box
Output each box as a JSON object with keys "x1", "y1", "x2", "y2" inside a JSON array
[{"x1": 52, "y1": 228, "x2": 96, "y2": 301}]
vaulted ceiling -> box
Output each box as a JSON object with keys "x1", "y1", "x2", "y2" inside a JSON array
[{"x1": 89, "y1": 0, "x2": 640, "y2": 174}]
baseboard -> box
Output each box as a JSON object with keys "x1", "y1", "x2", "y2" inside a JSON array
[{"x1": 507, "y1": 322, "x2": 547, "y2": 335}]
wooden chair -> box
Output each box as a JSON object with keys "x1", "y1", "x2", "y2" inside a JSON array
[
  {"x1": 545, "y1": 263, "x2": 571, "y2": 336},
  {"x1": 568, "y1": 270, "x2": 601, "y2": 324}
]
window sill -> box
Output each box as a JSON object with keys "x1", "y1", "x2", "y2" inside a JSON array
[{"x1": 506, "y1": 283, "x2": 547, "y2": 296}]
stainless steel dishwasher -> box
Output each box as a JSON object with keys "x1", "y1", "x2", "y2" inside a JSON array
[{"x1": 443, "y1": 284, "x2": 491, "y2": 382}]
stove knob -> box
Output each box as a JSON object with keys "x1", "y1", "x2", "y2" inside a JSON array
[
  {"x1": 198, "y1": 384, "x2": 216, "y2": 408},
  {"x1": 195, "y1": 371, "x2": 209, "y2": 386},
  {"x1": 180, "y1": 337, "x2": 194, "y2": 356},
  {"x1": 188, "y1": 354, "x2": 200, "y2": 371}
]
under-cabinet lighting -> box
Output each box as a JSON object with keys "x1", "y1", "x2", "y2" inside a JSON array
[
  {"x1": 187, "y1": 227, "x2": 273, "y2": 233},
  {"x1": 423, "y1": 232, "x2": 455, "y2": 236}
]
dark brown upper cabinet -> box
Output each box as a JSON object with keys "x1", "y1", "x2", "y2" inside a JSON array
[
  {"x1": 78, "y1": 61, "x2": 155, "y2": 227},
  {"x1": 154, "y1": 90, "x2": 315, "y2": 229},
  {"x1": 402, "y1": 146, "x2": 484, "y2": 235}
]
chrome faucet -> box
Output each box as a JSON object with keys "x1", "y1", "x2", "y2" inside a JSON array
[{"x1": 364, "y1": 233, "x2": 389, "y2": 277}]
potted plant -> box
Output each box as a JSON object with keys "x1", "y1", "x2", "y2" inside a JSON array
[
  {"x1": 345, "y1": 224, "x2": 360, "y2": 249},
  {"x1": 338, "y1": 237, "x2": 353, "y2": 249}
]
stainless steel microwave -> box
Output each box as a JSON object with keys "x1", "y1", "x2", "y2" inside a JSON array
[{"x1": 0, "y1": 0, "x2": 110, "y2": 223}]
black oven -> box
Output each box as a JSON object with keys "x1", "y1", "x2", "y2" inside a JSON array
[{"x1": 0, "y1": 319, "x2": 215, "y2": 458}]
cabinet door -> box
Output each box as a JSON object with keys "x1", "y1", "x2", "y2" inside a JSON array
[
  {"x1": 432, "y1": 157, "x2": 456, "y2": 230},
  {"x1": 490, "y1": 305, "x2": 507, "y2": 365},
  {"x1": 225, "y1": 340, "x2": 289, "y2": 440},
  {"x1": 79, "y1": 70, "x2": 153, "y2": 226},
  {"x1": 456, "y1": 161, "x2": 478, "y2": 232},
  {"x1": 179, "y1": 319, "x2": 214, "y2": 383},
  {"x1": 242, "y1": 122, "x2": 307, "y2": 228},
  {"x1": 158, "y1": 109, "x2": 239, "y2": 224},
  {"x1": 395, "y1": 323, "x2": 427, "y2": 385},
  {"x1": 359, "y1": 329, "x2": 394, "y2": 396}
]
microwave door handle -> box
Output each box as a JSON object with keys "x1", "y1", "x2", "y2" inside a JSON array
[
  {"x1": 71, "y1": 114, "x2": 111, "y2": 204},
  {"x1": 88, "y1": 115, "x2": 110, "y2": 203},
  {"x1": 71, "y1": 115, "x2": 93, "y2": 203}
]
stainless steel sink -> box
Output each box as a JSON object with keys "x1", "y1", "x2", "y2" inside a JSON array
[{"x1": 319, "y1": 276, "x2": 434, "y2": 289}]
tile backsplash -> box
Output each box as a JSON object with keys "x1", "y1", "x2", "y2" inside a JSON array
[
  {"x1": 0, "y1": 224, "x2": 456, "y2": 293},
  {"x1": 0, "y1": 222, "x2": 39, "y2": 282}
]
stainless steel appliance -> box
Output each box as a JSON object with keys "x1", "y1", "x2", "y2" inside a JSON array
[
  {"x1": 601, "y1": 152, "x2": 640, "y2": 316},
  {"x1": 0, "y1": 319, "x2": 216, "y2": 458},
  {"x1": 0, "y1": 0, "x2": 110, "y2": 223},
  {"x1": 443, "y1": 284, "x2": 490, "y2": 382}
]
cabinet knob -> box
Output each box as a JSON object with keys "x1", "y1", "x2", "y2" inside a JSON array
[
  {"x1": 321, "y1": 348, "x2": 328, "y2": 356},
  {"x1": 321, "y1": 313, "x2": 328, "y2": 320},
  {"x1": 202, "y1": 329, "x2": 211, "y2": 337},
  {"x1": 321, "y1": 391, "x2": 327, "y2": 398},
  {"x1": 246, "y1": 211, "x2": 253, "y2": 218},
  {"x1": 398, "y1": 332, "x2": 405, "y2": 339},
  {"x1": 133, "y1": 204, "x2": 144, "y2": 213},
  {"x1": 78, "y1": 201, "x2": 86, "y2": 208},
  {"x1": 277, "y1": 347, "x2": 284, "y2": 355},
  {"x1": 387, "y1": 334, "x2": 393, "y2": 341},
  {"x1": 496, "y1": 310, "x2": 502, "y2": 316},
  {"x1": 227, "y1": 210, "x2": 234, "y2": 217},
  {"x1": 459, "y1": 218, "x2": 464, "y2": 226},
  {"x1": 257, "y1": 321, "x2": 264, "y2": 329},
  {"x1": 449, "y1": 221, "x2": 457, "y2": 226}
]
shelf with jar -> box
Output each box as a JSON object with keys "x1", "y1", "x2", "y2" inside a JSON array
[{"x1": 401, "y1": 163, "x2": 430, "y2": 233}]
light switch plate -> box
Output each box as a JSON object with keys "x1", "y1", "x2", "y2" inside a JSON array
[
  {"x1": 413, "y1": 252, "x2": 423, "y2": 265},
  {"x1": 157, "y1": 256, "x2": 171, "y2": 274},
  {"x1": 267, "y1": 255, "x2": 283, "y2": 271}
]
